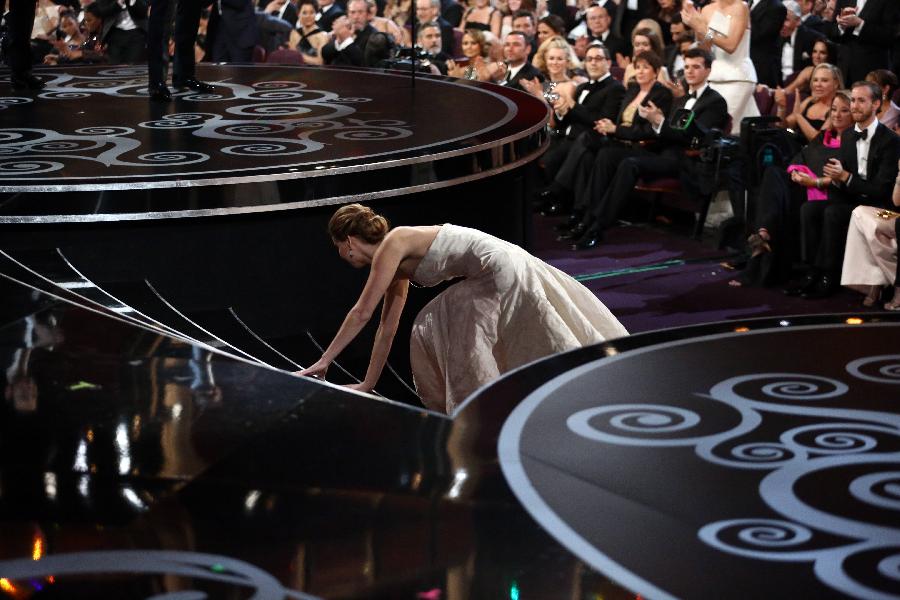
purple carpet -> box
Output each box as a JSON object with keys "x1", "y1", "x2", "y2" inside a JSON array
[{"x1": 533, "y1": 215, "x2": 877, "y2": 334}]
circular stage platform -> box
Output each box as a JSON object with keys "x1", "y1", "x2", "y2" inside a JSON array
[
  {"x1": 0, "y1": 64, "x2": 548, "y2": 220},
  {"x1": 492, "y1": 316, "x2": 900, "y2": 599}
]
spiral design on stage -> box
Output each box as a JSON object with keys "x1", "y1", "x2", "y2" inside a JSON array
[
  {"x1": 253, "y1": 81, "x2": 306, "y2": 90},
  {"x1": 75, "y1": 126, "x2": 134, "y2": 136},
  {"x1": 221, "y1": 123, "x2": 292, "y2": 136},
  {"x1": 40, "y1": 91, "x2": 90, "y2": 99},
  {"x1": 567, "y1": 404, "x2": 707, "y2": 446},
  {"x1": 28, "y1": 140, "x2": 102, "y2": 153},
  {"x1": 782, "y1": 423, "x2": 889, "y2": 455},
  {"x1": 336, "y1": 97, "x2": 371, "y2": 103},
  {"x1": 227, "y1": 104, "x2": 312, "y2": 116},
  {"x1": 141, "y1": 114, "x2": 211, "y2": 129},
  {"x1": 730, "y1": 443, "x2": 795, "y2": 463},
  {"x1": 699, "y1": 519, "x2": 813, "y2": 551},
  {"x1": 222, "y1": 143, "x2": 291, "y2": 155},
  {"x1": 0, "y1": 160, "x2": 63, "y2": 173},
  {"x1": 846, "y1": 355, "x2": 900, "y2": 384},
  {"x1": 136, "y1": 152, "x2": 208, "y2": 164},
  {"x1": 713, "y1": 373, "x2": 849, "y2": 404},
  {"x1": 0, "y1": 97, "x2": 31, "y2": 109},
  {"x1": 879, "y1": 553, "x2": 900, "y2": 583},
  {"x1": 84, "y1": 80, "x2": 128, "y2": 88},
  {"x1": 0, "y1": 146, "x2": 25, "y2": 155},
  {"x1": 333, "y1": 127, "x2": 410, "y2": 140},
  {"x1": 849, "y1": 472, "x2": 900, "y2": 511},
  {"x1": 248, "y1": 91, "x2": 306, "y2": 100},
  {"x1": 97, "y1": 67, "x2": 146, "y2": 77}
]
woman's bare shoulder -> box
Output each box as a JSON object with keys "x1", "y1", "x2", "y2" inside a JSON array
[{"x1": 384, "y1": 225, "x2": 442, "y2": 252}]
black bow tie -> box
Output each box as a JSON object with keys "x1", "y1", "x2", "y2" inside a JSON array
[
  {"x1": 781, "y1": 36, "x2": 792, "y2": 46},
  {"x1": 855, "y1": 128, "x2": 869, "y2": 141},
  {"x1": 687, "y1": 90, "x2": 698, "y2": 99}
]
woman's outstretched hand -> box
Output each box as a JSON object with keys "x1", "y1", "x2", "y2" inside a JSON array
[{"x1": 298, "y1": 357, "x2": 330, "y2": 380}]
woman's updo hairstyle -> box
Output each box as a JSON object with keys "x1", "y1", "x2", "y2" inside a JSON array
[{"x1": 329, "y1": 203, "x2": 390, "y2": 244}]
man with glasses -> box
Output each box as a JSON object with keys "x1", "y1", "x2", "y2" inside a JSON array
[{"x1": 535, "y1": 42, "x2": 625, "y2": 219}]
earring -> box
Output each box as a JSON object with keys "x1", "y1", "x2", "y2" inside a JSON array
[{"x1": 349, "y1": 250, "x2": 354, "y2": 259}]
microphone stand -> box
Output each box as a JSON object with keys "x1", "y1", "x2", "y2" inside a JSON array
[{"x1": 409, "y1": 0, "x2": 417, "y2": 88}]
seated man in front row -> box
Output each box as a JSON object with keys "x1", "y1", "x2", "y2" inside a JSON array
[{"x1": 570, "y1": 47, "x2": 729, "y2": 250}]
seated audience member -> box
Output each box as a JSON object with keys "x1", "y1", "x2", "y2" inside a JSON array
[
  {"x1": 368, "y1": 2, "x2": 406, "y2": 44},
  {"x1": 45, "y1": 4, "x2": 107, "y2": 64},
  {"x1": 458, "y1": 0, "x2": 501, "y2": 38},
  {"x1": 866, "y1": 69, "x2": 900, "y2": 130},
  {"x1": 655, "y1": 0, "x2": 682, "y2": 45},
  {"x1": 489, "y1": 30, "x2": 544, "y2": 91},
  {"x1": 44, "y1": 10, "x2": 84, "y2": 63},
  {"x1": 535, "y1": 14, "x2": 566, "y2": 47},
  {"x1": 778, "y1": 62, "x2": 842, "y2": 143},
  {"x1": 415, "y1": 0, "x2": 456, "y2": 58},
  {"x1": 321, "y1": 15, "x2": 364, "y2": 64},
  {"x1": 31, "y1": 0, "x2": 63, "y2": 62},
  {"x1": 771, "y1": 38, "x2": 836, "y2": 96},
  {"x1": 841, "y1": 158, "x2": 900, "y2": 308},
  {"x1": 733, "y1": 90, "x2": 852, "y2": 287},
  {"x1": 512, "y1": 9, "x2": 538, "y2": 59},
  {"x1": 441, "y1": 0, "x2": 464, "y2": 28},
  {"x1": 93, "y1": 0, "x2": 148, "y2": 63},
  {"x1": 567, "y1": 48, "x2": 724, "y2": 249},
  {"x1": 446, "y1": 29, "x2": 492, "y2": 79},
  {"x1": 417, "y1": 21, "x2": 450, "y2": 73},
  {"x1": 291, "y1": 0, "x2": 329, "y2": 64},
  {"x1": 575, "y1": 3, "x2": 626, "y2": 63},
  {"x1": 384, "y1": 0, "x2": 409, "y2": 29},
  {"x1": 347, "y1": 0, "x2": 389, "y2": 66},
  {"x1": 263, "y1": 0, "x2": 298, "y2": 28},
  {"x1": 256, "y1": 8, "x2": 294, "y2": 53},
  {"x1": 315, "y1": 0, "x2": 344, "y2": 31},
  {"x1": 663, "y1": 14, "x2": 692, "y2": 81},
  {"x1": 787, "y1": 80, "x2": 900, "y2": 299},
  {"x1": 778, "y1": 0, "x2": 825, "y2": 87},
  {"x1": 535, "y1": 41, "x2": 626, "y2": 217},
  {"x1": 823, "y1": 0, "x2": 899, "y2": 85},
  {"x1": 526, "y1": 35, "x2": 582, "y2": 94},
  {"x1": 620, "y1": 27, "x2": 670, "y2": 87}
]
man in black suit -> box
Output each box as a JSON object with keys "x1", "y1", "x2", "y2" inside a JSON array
[
  {"x1": 585, "y1": 3, "x2": 626, "y2": 62},
  {"x1": 315, "y1": 0, "x2": 343, "y2": 32},
  {"x1": 611, "y1": 0, "x2": 654, "y2": 51},
  {"x1": 793, "y1": 80, "x2": 900, "y2": 298},
  {"x1": 415, "y1": 0, "x2": 454, "y2": 60},
  {"x1": 779, "y1": 0, "x2": 823, "y2": 85},
  {"x1": 493, "y1": 31, "x2": 544, "y2": 92},
  {"x1": 824, "y1": 0, "x2": 900, "y2": 85},
  {"x1": 569, "y1": 47, "x2": 729, "y2": 249},
  {"x1": 347, "y1": 0, "x2": 390, "y2": 65},
  {"x1": 210, "y1": 0, "x2": 259, "y2": 61},
  {"x1": 147, "y1": 0, "x2": 216, "y2": 101},
  {"x1": 749, "y1": 0, "x2": 787, "y2": 87},
  {"x1": 663, "y1": 15, "x2": 692, "y2": 81},
  {"x1": 2, "y1": 0, "x2": 45, "y2": 89},
  {"x1": 94, "y1": 0, "x2": 149, "y2": 64},
  {"x1": 537, "y1": 41, "x2": 625, "y2": 218},
  {"x1": 798, "y1": 0, "x2": 824, "y2": 31},
  {"x1": 320, "y1": 14, "x2": 363, "y2": 64}
]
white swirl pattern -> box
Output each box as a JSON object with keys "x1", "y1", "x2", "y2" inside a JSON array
[
  {"x1": 566, "y1": 355, "x2": 900, "y2": 599},
  {"x1": 0, "y1": 70, "x2": 412, "y2": 174}
]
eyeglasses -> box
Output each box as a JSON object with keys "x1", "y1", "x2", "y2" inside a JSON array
[{"x1": 584, "y1": 56, "x2": 608, "y2": 62}]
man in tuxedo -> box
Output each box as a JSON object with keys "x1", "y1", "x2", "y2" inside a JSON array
[
  {"x1": 749, "y1": 0, "x2": 787, "y2": 87},
  {"x1": 492, "y1": 31, "x2": 544, "y2": 92},
  {"x1": 95, "y1": 0, "x2": 149, "y2": 64},
  {"x1": 663, "y1": 15, "x2": 692, "y2": 81},
  {"x1": 824, "y1": 0, "x2": 900, "y2": 85},
  {"x1": 798, "y1": 0, "x2": 824, "y2": 31},
  {"x1": 347, "y1": 0, "x2": 390, "y2": 65},
  {"x1": 315, "y1": 0, "x2": 343, "y2": 32},
  {"x1": 584, "y1": 3, "x2": 626, "y2": 62},
  {"x1": 792, "y1": 80, "x2": 900, "y2": 298},
  {"x1": 321, "y1": 14, "x2": 363, "y2": 64},
  {"x1": 147, "y1": 0, "x2": 216, "y2": 101},
  {"x1": 417, "y1": 21, "x2": 449, "y2": 73},
  {"x1": 536, "y1": 42, "x2": 625, "y2": 218},
  {"x1": 2, "y1": 0, "x2": 45, "y2": 89},
  {"x1": 779, "y1": 0, "x2": 823, "y2": 85},
  {"x1": 568, "y1": 47, "x2": 729, "y2": 249}
]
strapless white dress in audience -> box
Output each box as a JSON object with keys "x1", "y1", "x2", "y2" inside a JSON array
[{"x1": 707, "y1": 11, "x2": 760, "y2": 134}]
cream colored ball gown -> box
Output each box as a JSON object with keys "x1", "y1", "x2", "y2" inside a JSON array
[{"x1": 409, "y1": 224, "x2": 628, "y2": 414}]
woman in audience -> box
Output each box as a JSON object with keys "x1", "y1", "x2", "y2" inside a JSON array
[
  {"x1": 458, "y1": 0, "x2": 501, "y2": 37},
  {"x1": 620, "y1": 27, "x2": 672, "y2": 87},
  {"x1": 654, "y1": 0, "x2": 682, "y2": 44},
  {"x1": 291, "y1": 0, "x2": 329, "y2": 65},
  {"x1": 682, "y1": 0, "x2": 758, "y2": 133},
  {"x1": 730, "y1": 91, "x2": 853, "y2": 287},
  {"x1": 773, "y1": 39, "x2": 837, "y2": 96},
  {"x1": 446, "y1": 29, "x2": 492, "y2": 80},
  {"x1": 528, "y1": 36, "x2": 583, "y2": 93},
  {"x1": 536, "y1": 14, "x2": 566, "y2": 48},
  {"x1": 841, "y1": 158, "x2": 900, "y2": 308},
  {"x1": 866, "y1": 69, "x2": 900, "y2": 130},
  {"x1": 779, "y1": 63, "x2": 842, "y2": 143},
  {"x1": 43, "y1": 11, "x2": 85, "y2": 64},
  {"x1": 384, "y1": 0, "x2": 411, "y2": 29}
]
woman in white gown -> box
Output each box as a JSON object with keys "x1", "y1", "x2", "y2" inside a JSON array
[
  {"x1": 299, "y1": 204, "x2": 628, "y2": 414},
  {"x1": 681, "y1": 0, "x2": 759, "y2": 134}
]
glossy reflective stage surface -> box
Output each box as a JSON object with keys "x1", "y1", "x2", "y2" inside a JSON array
[{"x1": 0, "y1": 65, "x2": 548, "y2": 221}]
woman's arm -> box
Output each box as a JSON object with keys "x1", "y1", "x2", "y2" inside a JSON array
[
  {"x1": 685, "y1": 3, "x2": 748, "y2": 55},
  {"x1": 790, "y1": 95, "x2": 822, "y2": 141},
  {"x1": 784, "y1": 66, "x2": 812, "y2": 94},
  {"x1": 350, "y1": 278, "x2": 409, "y2": 391},
  {"x1": 300, "y1": 233, "x2": 409, "y2": 378},
  {"x1": 490, "y1": 10, "x2": 502, "y2": 38}
]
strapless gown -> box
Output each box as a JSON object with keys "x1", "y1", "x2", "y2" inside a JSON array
[
  {"x1": 409, "y1": 224, "x2": 628, "y2": 414},
  {"x1": 707, "y1": 11, "x2": 759, "y2": 134}
]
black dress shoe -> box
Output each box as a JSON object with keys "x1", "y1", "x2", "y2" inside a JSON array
[
  {"x1": 802, "y1": 274, "x2": 838, "y2": 299},
  {"x1": 554, "y1": 210, "x2": 584, "y2": 233},
  {"x1": 783, "y1": 272, "x2": 818, "y2": 296},
  {"x1": 173, "y1": 77, "x2": 215, "y2": 93},
  {"x1": 149, "y1": 82, "x2": 172, "y2": 102},
  {"x1": 571, "y1": 228, "x2": 603, "y2": 251},
  {"x1": 541, "y1": 201, "x2": 571, "y2": 216},
  {"x1": 10, "y1": 73, "x2": 45, "y2": 90},
  {"x1": 557, "y1": 221, "x2": 587, "y2": 241}
]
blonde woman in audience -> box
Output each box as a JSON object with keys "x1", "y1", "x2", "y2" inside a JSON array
[
  {"x1": 458, "y1": 0, "x2": 501, "y2": 37},
  {"x1": 780, "y1": 63, "x2": 842, "y2": 142},
  {"x1": 841, "y1": 158, "x2": 900, "y2": 308},
  {"x1": 446, "y1": 29, "x2": 492, "y2": 79}
]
